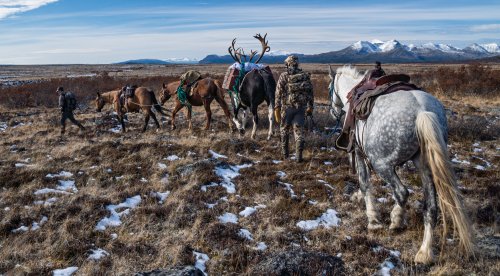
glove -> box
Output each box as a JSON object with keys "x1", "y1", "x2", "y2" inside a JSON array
[
  {"x1": 306, "y1": 107, "x2": 313, "y2": 116},
  {"x1": 274, "y1": 107, "x2": 281, "y2": 123}
]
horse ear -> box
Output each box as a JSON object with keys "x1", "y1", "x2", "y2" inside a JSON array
[
  {"x1": 162, "y1": 82, "x2": 167, "y2": 88},
  {"x1": 97, "y1": 92, "x2": 101, "y2": 97}
]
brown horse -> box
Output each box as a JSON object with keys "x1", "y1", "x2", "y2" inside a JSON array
[
  {"x1": 95, "y1": 87, "x2": 167, "y2": 132},
  {"x1": 160, "y1": 78, "x2": 233, "y2": 131}
]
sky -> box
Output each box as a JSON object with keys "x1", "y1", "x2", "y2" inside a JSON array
[{"x1": 0, "y1": 0, "x2": 499, "y2": 64}]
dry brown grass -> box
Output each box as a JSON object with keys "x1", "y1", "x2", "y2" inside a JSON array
[{"x1": 0, "y1": 64, "x2": 499, "y2": 275}]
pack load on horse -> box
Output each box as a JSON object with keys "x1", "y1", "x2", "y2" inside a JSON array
[
  {"x1": 328, "y1": 65, "x2": 474, "y2": 265},
  {"x1": 224, "y1": 33, "x2": 276, "y2": 139},
  {"x1": 159, "y1": 72, "x2": 233, "y2": 132},
  {"x1": 95, "y1": 86, "x2": 167, "y2": 132},
  {"x1": 335, "y1": 62, "x2": 419, "y2": 153},
  {"x1": 274, "y1": 55, "x2": 314, "y2": 162}
]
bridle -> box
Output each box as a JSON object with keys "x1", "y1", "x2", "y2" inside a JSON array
[{"x1": 329, "y1": 72, "x2": 346, "y2": 132}]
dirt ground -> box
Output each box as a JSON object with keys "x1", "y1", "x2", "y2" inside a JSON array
[{"x1": 0, "y1": 64, "x2": 499, "y2": 275}]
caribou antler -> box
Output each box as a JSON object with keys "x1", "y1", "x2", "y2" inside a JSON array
[
  {"x1": 252, "y1": 33, "x2": 271, "y2": 64},
  {"x1": 228, "y1": 38, "x2": 242, "y2": 63}
]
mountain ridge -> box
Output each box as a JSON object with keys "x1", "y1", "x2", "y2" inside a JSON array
[{"x1": 199, "y1": 40, "x2": 500, "y2": 64}]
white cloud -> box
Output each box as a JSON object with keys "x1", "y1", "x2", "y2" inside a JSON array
[
  {"x1": 0, "y1": 0, "x2": 58, "y2": 20},
  {"x1": 470, "y1": 24, "x2": 500, "y2": 32}
]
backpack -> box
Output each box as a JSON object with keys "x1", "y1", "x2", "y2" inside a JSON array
[
  {"x1": 65, "y1": 92, "x2": 78, "y2": 111},
  {"x1": 286, "y1": 72, "x2": 313, "y2": 106}
]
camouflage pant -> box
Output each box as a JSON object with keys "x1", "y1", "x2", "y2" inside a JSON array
[
  {"x1": 280, "y1": 106, "x2": 305, "y2": 158},
  {"x1": 60, "y1": 111, "x2": 84, "y2": 133}
]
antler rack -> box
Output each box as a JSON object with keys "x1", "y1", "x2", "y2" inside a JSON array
[{"x1": 227, "y1": 33, "x2": 270, "y2": 64}]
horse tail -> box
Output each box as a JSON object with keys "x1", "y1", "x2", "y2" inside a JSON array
[
  {"x1": 415, "y1": 111, "x2": 474, "y2": 257},
  {"x1": 149, "y1": 90, "x2": 167, "y2": 115},
  {"x1": 214, "y1": 79, "x2": 225, "y2": 99}
]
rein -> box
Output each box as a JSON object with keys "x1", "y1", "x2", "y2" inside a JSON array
[
  {"x1": 329, "y1": 73, "x2": 346, "y2": 133},
  {"x1": 228, "y1": 62, "x2": 246, "y2": 110}
]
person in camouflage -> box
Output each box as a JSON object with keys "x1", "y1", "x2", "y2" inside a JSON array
[
  {"x1": 57, "y1": 86, "x2": 85, "y2": 135},
  {"x1": 274, "y1": 55, "x2": 314, "y2": 162},
  {"x1": 180, "y1": 70, "x2": 202, "y2": 97}
]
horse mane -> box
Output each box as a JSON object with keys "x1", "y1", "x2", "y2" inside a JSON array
[{"x1": 336, "y1": 65, "x2": 366, "y2": 80}]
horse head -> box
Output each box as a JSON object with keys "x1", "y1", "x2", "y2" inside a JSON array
[
  {"x1": 159, "y1": 82, "x2": 172, "y2": 105},
  {"x1": 328, "y1": 65, "x2": 365, "y2": 122},
  {"x1": 95, "y1": 92, "x2": 105, "y2": 112}
]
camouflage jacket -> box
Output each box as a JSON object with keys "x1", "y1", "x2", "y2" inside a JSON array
[{"x1": 275, "y1": 69, "x2": 314, "y2": 110}]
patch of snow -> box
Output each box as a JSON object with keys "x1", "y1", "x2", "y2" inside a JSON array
[
  {"x1": 475, "y1": 165, "x2": 485, "y2": 170},
  {"x1": 165, "y1": 155, "x2": 180, "y2": 161},
  {"x1": 34, "y1": 188, "x2": 71, "y2": 195},
  {"x1": 309, "y1": 200, "x2": 318, "y2": 205},
  {"x1": 46, "y1": 171, "x2": 73, "y2": 178},
  {"x1": 324, "y1": 161, "x2": 333, "y2": 165},
  {"x1": 473, "y1": 148, "x2": 483, "y2": 152},
  {"x1": 31, "y1": 216, "x2": 48, "y2": 231},
  {"x1": 254, "y1": 242, "x2": 267, "y2": 251},
  {"x1": 95, "y1": 195, "x2": 142, "y2": 231},
  {"x1": 296, "y1": 209, "x2": 341, "y2": 231},
  {"x1": 57, "y1": 180, "x2": 78, "y2": 193},
  {"x1": 151, "y1": 191, "x2": 170, "y2": 204},
  {"x1": 4, "y1": 207, "x2": 10, "y2": 211},
  {"x1": 272, "y1": 160, "x2": 282, "y2": 164},
  {"x1": 201, "y1": 182, "x2": 219, "y2": 192},
  {"x1": 280, "y1": 182, "x2": 297, "y2": 198},
  {"x1": 379, "y1": 260, "x2": 395, "y2": 276},
  {"x1": 377, "y1": 198, "x2": 388, "y2": 203},
  {"x1": 12, "y1": 225, "x2": 29, "y2": 233},
  {"x1": 140, "y1": 177, "x2": 148, "y2": 183},
  {"x1": 88, "y1": 248, "x2": 110, "y2": 260},
  {"x1": 193, "y1": 251, "x2": 209, "y2": 276},
  {"x1": 110, "y1": 233, "x2": 118, "y2": 239},
  {"x1": 15, "y1": 163, "x2": 31, "y2": 168},
  {"x1": 239, "y1": 204, "x2": 266, "y2": 217},
  {"x1": 238, "y1": 228, "x2": 254, "y2": 240},
  {"x1": 0, "y1": 122, "x2": 7, "y2": 132},
  {"x1": 451, "y1": 155, "x2": 470, "y2": 165},
  {"x1": 214, "y1": 163, "x2": 252, "y2": 193},
  {"x1": 34, "y1": 197, "x2": 58, "y2": 206},
  {"x1": 276, "y1": 171, "x2": 286, "y2": 178},
  {"x1": 53, "y1": 267, "x2": 78, "y2": 276},
  {"x1": 209, "y1": 150, "x2": 227, "y2": 159},
  {"x1": 109, "y1": 126, "x2": 122, "y2": 133},
  {"x1": 158, "y1": 163, "x2": 167, "y2": 169},
  {"x1": 218, "y1": 212, "x2": 238, "y2": 224}
]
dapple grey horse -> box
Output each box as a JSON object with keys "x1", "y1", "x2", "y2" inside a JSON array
[{"x1": 328, "y1": 65, "x2": 474, "y2": 264}]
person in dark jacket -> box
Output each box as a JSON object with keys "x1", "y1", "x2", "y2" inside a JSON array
[{"x1": 57, "y1": 86, "x2": 85, "y2": 134}]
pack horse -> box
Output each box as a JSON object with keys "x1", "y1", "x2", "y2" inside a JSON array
[{"x1": 328, "y1": 65, "x2": 474, "y2": 264}]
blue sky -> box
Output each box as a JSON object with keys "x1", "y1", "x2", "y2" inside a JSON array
[{"x1": 0, "y1": 0, "x2": 499, "y2": 64}]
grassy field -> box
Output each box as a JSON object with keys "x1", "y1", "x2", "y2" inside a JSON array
[{"x1": 0, "y1": 63, "x2": 499, "y2": 275}]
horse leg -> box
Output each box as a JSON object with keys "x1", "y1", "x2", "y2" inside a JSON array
[
  {"x1": 187, "y1": 105, "x2": 193, "y2": 131},
  {"x1": 203, "y1": 99, "x2": 212, "y2": 130},
  {"x1": 142, "y1": 112, "x2": 150, "y2": 132},
  {"x1": 413, "y1": 155, "x2": 437, "y2": 264},
  {"x1": 250, "y1": 107, "x2": 259, "y2": 140},
  {"x1": 171, "y1": 102, "x2": 183, "y2": 130},
  {"x1": 149, "y1": 110, "x2": 160, "y2": 129},
  {"x1": 215, "y1": 95, "x2": 233, "y2": 133},
  {"x1": 119, "y1": 113, "x2": 126, "y2": 132},
  {"x1": 267, "y1": 104, "x2": 274, "y2": 140},
  {"x1": 355, "y1": 148, "x2": 383, "y2": 230},
  {"x1": 374, "y1": 164, "x2": 409, "y2": 231}
]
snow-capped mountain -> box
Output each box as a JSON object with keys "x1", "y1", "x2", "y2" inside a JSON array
[{"x1": 199, "y1": 39, "x2": 500, "y2": 64}]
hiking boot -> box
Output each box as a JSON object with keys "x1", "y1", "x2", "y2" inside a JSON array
[
  {"x1": 296, "y1": 150, "x2": 303, "y2": 163},
  {"x1": 281, "y1": 135, "x2": 289, "y2": 159}
]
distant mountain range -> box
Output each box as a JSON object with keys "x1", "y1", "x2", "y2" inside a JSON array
[
  {"x1": 199, "y1": 40, "x2": 500, "y2": 64},
  {"x1": 115, "y1": 58, "x2": 199, "y2": 65}
]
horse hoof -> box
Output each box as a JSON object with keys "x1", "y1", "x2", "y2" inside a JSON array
[
  {"x1": 414, "y1": 249, "x2": 434, "y2": 264},
  {"x1": 171, "y1": 126, "x2": 176, "y2": 130},
  {"x1": 368, "y1": 222, "x2": 383, "y2": 231}
]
